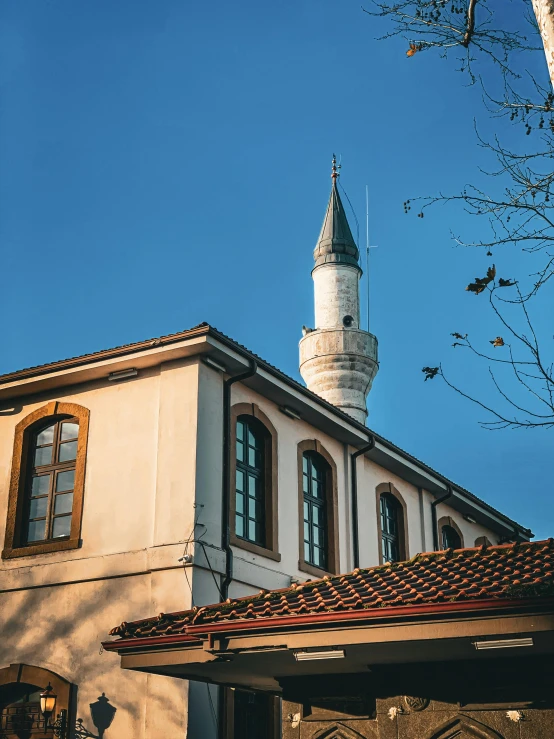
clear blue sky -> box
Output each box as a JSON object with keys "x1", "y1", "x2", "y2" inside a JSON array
[{"x1": 1, "y1": 0, "x2": 552, "y2": 540}]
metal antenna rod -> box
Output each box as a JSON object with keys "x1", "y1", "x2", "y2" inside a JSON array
[
  {"x1": 365, "y1": 186, "x2": 379, "y2": 332},
  {"x1": 366, "y1": 185, "x2": 370, "y2": 331}
]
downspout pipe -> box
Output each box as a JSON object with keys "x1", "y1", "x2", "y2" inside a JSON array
[
  {"x1": 431, "y1": 484, "x2": 453, "y2": 551},
  {"x1": 221, "y1": 359, "x2": 258, "y2": 601},
  {"x1": 350, "y1": 435, "x2": 375, "y2": 569}
]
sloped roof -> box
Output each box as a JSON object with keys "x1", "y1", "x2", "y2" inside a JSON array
[
  {"x1": 0, "y1": 322, "x2": 533, "y2": 538},
  {"x1": 109, "y1": 539, "x2": 554, "y2": 641}
]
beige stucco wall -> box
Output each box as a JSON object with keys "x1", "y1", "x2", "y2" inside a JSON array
[
  {"x1": 0, "y1": 358, "x2": 200, "y2": 563},
  {"x1": 0, "y1": 569, "x2": 190, "y2": 738},
  {"x1": 0, "y1": 359, "x2": 201, "y2": 739}
]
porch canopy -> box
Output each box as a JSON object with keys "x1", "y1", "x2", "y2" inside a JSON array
[{"x1": 103, "y1": 540, "x2": 554, "y2": 703}]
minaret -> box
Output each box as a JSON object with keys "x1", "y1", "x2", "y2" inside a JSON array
[{"x1": 299, "y1": 157, "x2": 378, "y2": 424}]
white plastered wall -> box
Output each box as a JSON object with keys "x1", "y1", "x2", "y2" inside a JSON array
[
  {"x1": 220, "y1": 382, "x2": 353, "y2": 588},
  {"x1": 197, "y1": 376, "x2": 504, "y2": 585},
  {"x1": 357, "y1": 458, "x2": 503, "y2": 568}
]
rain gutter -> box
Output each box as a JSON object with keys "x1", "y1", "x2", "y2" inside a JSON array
[
  {"x1": 221, "y1": 359, "x2": 258, "y2": 600},
  {"x1": 350, "y1": 435, "x2": 375, "y2": 568},
  {"x1": 432, "y1": 485, "x2": 453, "y2": 551}
]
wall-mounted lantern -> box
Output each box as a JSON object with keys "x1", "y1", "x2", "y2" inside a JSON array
[{"x1": 40, "y1": 683, "x2": 67, "y2": 739}]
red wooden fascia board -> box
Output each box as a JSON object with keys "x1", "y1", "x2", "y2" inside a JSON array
[
  {"x1": 184, "y1": 596, "x2": 554, "y2": 637},
  {"x1": 102, "y1": 633, "x2": 202, "y2": 652}
]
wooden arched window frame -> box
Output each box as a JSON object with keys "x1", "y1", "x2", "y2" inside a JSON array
[
  {"x1": 376, "y1": 483, "x2": 409, "y2": 564},
  {"x1": 230, "y1": 403, "x2": 280, "y2": 561},
  {"x1": 0, "y1": 664, "x2": 72, "y2": 739},
  {"x1": 297, "y1": 440, "x2": 339, "y2": 577},
  {"x1": 3, "y1": 401, "x2": 90, "y2": 559},
  {"x1": 438, "y1": 516, "x2": 464, "y2": 550}
]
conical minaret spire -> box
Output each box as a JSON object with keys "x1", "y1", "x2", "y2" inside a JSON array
[
  {"x1": 299, "y1": 157, "x2": 378, "y2": 424},
  {"x1": 314, "y1": 158, "x2": 360, "y2": 269}
]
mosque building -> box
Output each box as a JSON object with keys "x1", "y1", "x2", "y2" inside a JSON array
[{"x1": 1, "y1": 161, "x2": 545, "y2": 739}]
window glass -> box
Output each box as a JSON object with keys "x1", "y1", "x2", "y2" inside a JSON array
[
  {"x1": 302, "y1": 452, "x2": 328, "y2": 570},
  {"x1": 52, "y1": 516, "x2": 71, "y2": 538},
  {"x1": 31, "y1": 475, "x2": 51, "y2": 497},
  {"x1": 59, "y1": 440, "x2": 77, "y2": 463},
  {"x1": 23, "y1": 417, "x2": 79, "y2": 545},
  {"x1": 441, "y1": 524, "x2": 462, "y2": 550},
  {"x1": 60, "y1": 422, "x2": 79, "y2": 440},
  {"x1": 56, "y1": 470, "x2": 75, "y2": 492},
  {"x1": 27, "y1": 520, "x2": 46, "y2": 542},
  {"x1": 37, "y1": 424, "x2": 55, "y2": 446},
  {"x1": 29, "y1": 498, "x2": 48, "y2": 519},
  {"x1": 34, "y1": 446, "x2": 53, "y2": 467},
  {"x1": 235, "y1": 417, "x2": 266, "y2": 547},
  {"x1": 54, "y1": 493, "x2": 73, "y2": 515},
  {"x1": 380, "y1": 493, "x2": 401, "y2": 563}
]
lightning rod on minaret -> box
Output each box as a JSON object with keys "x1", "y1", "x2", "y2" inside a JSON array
[{"x1": 366, "y1": 185, "x2": 370, "y2": 332}]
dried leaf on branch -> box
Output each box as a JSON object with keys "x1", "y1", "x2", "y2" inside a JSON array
[
  {"x1": 466, "y1": 265, "x2": 496, "y2": 294},
  {"x1": 422, "y1": 366, "x2": 440, "y2": 380}
]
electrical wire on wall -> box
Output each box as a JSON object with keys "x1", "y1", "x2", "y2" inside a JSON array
[
  {"x1": 178, "y1": 504, "x2": 220, "y2": 734},
  {"x1": 179, "y1": 505, "x2": 205, "y2": 608}
]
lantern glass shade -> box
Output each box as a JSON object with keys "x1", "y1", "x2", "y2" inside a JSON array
[{"x1": 40, "y1": 683, "x2": 57, "y2": 717}]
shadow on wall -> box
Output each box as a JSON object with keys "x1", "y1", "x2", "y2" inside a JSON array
[
  {"x1": 0, "y1": 570, "x2": 186, "y2": 736},
  {"x1": 74, "y1": 693, "x2": 117, "y2": 739}
]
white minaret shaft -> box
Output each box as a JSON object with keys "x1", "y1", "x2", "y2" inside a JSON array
[{"x1": 299, "y1": 158, "x2": 378, "y2": 424}]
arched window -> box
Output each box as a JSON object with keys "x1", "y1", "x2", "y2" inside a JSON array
[
  {"x1": 302, "y1": 452, "x2": 328, "y2": 570},
  {"x1": 380, "y1": 493, "x2": 401, "y2": 563},
  {"x1": 441, "y1": 524, "x2": 462, "y2": 550},
  {"x1": 25, "y1": 417, "x2": 79, "y2": 544},
  {"x1": 235, "y1": 416, "x2": 267, "y2": 547},
  {"x1": 297, "y1": 440, "x2": 339, "y2": 576},
  {"x1": 230, "y1": 404, "x2": 279, "y2": 560},
  {"x1": 3, "y1": 401, "x2": 90, "y2": 559},
  {"x1": 376, "y1": 483, "x2": 408, "y2": 564},
  {"x1": 475, "y1": 535, "x2": 492, "y2": 547},
  {"x1": 437, "y1": 516, "x2": 464, "y2": 551}
]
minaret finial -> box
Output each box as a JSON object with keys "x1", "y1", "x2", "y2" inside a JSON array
[{"x1": 331, "y1": 153, "x2": 341, "y2": 181}]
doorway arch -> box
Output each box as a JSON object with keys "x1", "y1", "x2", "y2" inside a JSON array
[
  {"x1": 424, "y1": 714, "x2": 505, "y2": 739},
  {"x1": 0, "y1": 664, "x2": 71, "y2": 739}
]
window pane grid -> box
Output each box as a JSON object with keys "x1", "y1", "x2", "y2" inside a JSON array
[
  {"x1": 235, "y1": 418, "x2": 266, "y2": 547},
  {"x1": 380, "y1": 494, "x2": 401, "y2": 563},
  {"x1": 24, "y1": 418, "x2": 78, "y2": 545},
  {"x1": 303, "y1": 453, "x2": 327, "y2": 570}
]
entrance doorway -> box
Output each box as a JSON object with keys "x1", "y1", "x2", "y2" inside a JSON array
[{"x1": 0, "y1": 682, "x2": 51, "y2": 738}]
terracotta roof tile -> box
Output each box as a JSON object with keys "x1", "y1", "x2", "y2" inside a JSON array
[{"x1": 109, "y1": 539, "x2": 554, "y2": 641}]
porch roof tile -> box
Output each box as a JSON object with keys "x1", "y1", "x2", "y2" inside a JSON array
[{"x1": 109, "y1": 539, "x2": 554, "y2": 641}]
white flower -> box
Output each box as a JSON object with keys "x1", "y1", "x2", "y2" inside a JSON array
[
  {"x1": 388, "y1": 707, "x2": 399, "y2": 720},
  {"x1": 506, "y1": 710, "x2": 523, "y2": 722}
]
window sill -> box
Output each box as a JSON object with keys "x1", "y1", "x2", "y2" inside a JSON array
[
  {"x1": 231, "y1": 535, "x2": 281, "y2": 562},
  {"x1": 2, "y1": 537, "x2": 81, "y2": 559},
  {"x1": 298, "y1": 560, "x2": 334, "y2": 579}
]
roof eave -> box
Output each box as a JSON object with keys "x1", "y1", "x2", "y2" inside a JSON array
[
  {"x1": 0, "y1": 323, "x2": 533, "y2": 539},
  {"x1": 103, "y1": 595, "x2": 554, "y2": 655}
]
